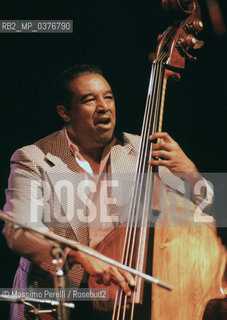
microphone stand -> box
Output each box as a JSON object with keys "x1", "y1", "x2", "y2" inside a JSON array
[
  {"x1": 0, "y1": 209, "x2": 173, "y2": 291},
  {"x1": 0, "y1": 294, "x2": 75, "y2": 320},
  {"x1": 51, "y1": 244, "x2": 68, "y2": 320}
]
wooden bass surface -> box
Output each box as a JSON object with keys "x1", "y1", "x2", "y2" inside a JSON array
[{"x1": 89, "y1": 187, "x2": 227, "y2": 319}]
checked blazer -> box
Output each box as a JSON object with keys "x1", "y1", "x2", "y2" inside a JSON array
[{"x1": 3, "y1": 130, "x2": 206, "y2": 319}]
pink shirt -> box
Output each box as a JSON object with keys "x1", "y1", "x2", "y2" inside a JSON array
[{"x1": 62, "y1": 127, "x2": 116, "y2": 248}]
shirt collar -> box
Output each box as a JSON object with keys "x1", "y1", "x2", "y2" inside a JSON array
[{"x1": 61, "y1": 127, "x2": 116, "y2": 174}]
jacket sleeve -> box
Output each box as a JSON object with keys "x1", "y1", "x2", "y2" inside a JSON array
[
  {"x1": 158, "y1": 165, "x2": 214, "y2": 213},
  {"x1": 3, "y1": 147, "x2": 65, "y2": 274}
]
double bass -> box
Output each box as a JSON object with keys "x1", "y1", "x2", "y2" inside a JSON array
[{"x1": 89, "y1": 1, "x2": 227, "y2": 319}]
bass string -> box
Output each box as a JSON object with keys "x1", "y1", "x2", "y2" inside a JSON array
[
  {"x1": 112, "y1": 53, "x2": 166, "y2": 320},
  {"x1": 120, "y1": 62, "x2": 159, "y2": 276},
  {"x1": 110, "y1": 65, "x2": 159, "y2": 316},
  {"x1": 114, "y1": 63, "x2": 158, "y2": 283},
  {"x1": 127, "y1": 59, "x2": 164, "y2": 266},
  {"x1": 125, "y1": 53, "x2": 165, "y2": 249},
  {"x1": 128, "y1": 61, "x2": 165, "y2": 315},
  {"x1": 126, "y1": 55, "x2": 166, "y2": 320},
  {"x1": 125, "y1": 53, "x2": 166, "y2": 269},
  {"x1": 126, "y1": 59, "x2": 165, "y2": 320},
  {"x1": 128, "y1": 52, "x2": 166, "y2": 233},
  {"x1": 112, "y1": 64, "x2": 158, "y2": 318}
]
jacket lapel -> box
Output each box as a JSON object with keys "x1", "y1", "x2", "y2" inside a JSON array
[{"x1": 42, "y1": 132, "x2": 89, "y2": 245}]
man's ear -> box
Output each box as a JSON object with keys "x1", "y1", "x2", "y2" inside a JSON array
[{"x1": 56, "y1": 105, "x2": 71, "y2": 123}]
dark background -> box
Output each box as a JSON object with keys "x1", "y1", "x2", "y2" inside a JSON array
[{"x1": 0, "y1": 0, "x2": 226, "y2": 318}]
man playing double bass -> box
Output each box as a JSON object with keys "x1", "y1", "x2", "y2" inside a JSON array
[{"x1": 3, "y1": 64, "x2": 212, "y2": 319}]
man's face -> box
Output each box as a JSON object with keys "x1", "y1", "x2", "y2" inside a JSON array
[{"x1": 66, "y1": 73, "x2": 116, "y2": 149}]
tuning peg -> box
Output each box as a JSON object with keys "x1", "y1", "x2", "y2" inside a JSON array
[
  {"x1": 176, "y1": 35, "x2": 197, "y2": 61},
  {"x1": 185, "y1": 35, "x2": 197, "y2": 48},
  {"x1": 184, "y1": 35, "x2": 204, "y2": 49},
  {"x1": 193, "y1": 40, "x2": 204, "y2": 49},
  {"x1": 192, "y1": 19, "x2": 203, "y2": 32},
  {"x1": 184, "y1": 19, "x2": 203, "y2": 34}
]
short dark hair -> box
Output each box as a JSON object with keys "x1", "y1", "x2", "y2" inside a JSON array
[{"x1": 55, "y1": 64, "x2": 104, "y2": 110}]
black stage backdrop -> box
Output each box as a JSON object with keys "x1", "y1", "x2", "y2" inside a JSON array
[{"x1": 0, "y1": 1, "x2": 226, "y2": 318}]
